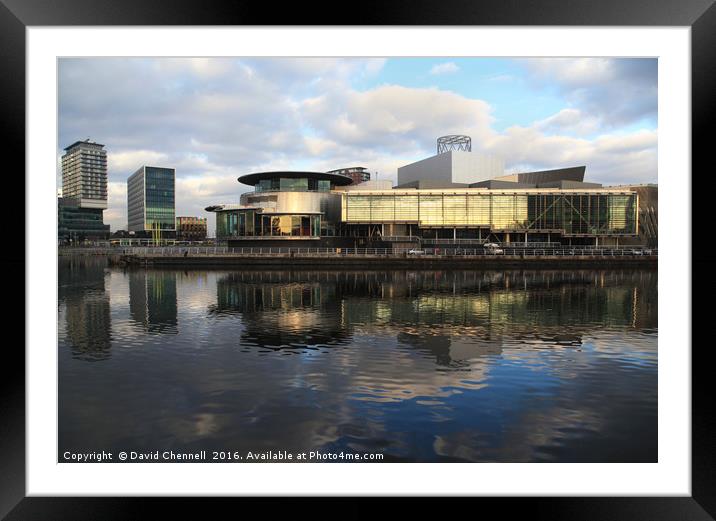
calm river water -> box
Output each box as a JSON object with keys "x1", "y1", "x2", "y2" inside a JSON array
[{"x1": 58, "y1": 257, "x2": 657, "y2": 462}]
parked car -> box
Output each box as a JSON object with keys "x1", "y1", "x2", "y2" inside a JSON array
[{"x1": 483, "y1": 243, "x2": 504, "y2": 255}]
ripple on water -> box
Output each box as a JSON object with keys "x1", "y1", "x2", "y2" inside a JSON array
[{"x1": 58, "y1": 264, "x2": 658, "y2": 463}]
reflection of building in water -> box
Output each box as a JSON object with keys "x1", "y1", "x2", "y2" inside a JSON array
[
  {"x1": 59, "y1": 256, "x2": 111, "y2": 361},
  {"x1": 129, "y1": 270, "x2": 178, "y2": 333},
  {"x1": 209, "y1": 269, "x2": 655, "y2": 353},
  {"x1": 59, "y1": 255, "x2": 108, "y2": 299},
  {"x1": 397, "y1": 331, "x2": 504, "y2": 368},
  {"x1": 340, "y1": 269, "x2": 655, "y2": 332},
  {"x1": 210, "y1": 272, "x2": 351, "y2": 349}
]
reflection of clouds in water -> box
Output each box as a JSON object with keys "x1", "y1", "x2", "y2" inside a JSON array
[
  {"x1": 433, "y1": 406, "x2": 605, "y2": 462},
  {"x1": 432, "y1": 352, "x2": 656, "y2": 462},
  {"x1": 59, "y1": 265, "x2": 657, "y2": 462}
]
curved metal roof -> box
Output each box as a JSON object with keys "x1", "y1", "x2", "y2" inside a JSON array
[
  {"x1": 205, "y1": 204, "x2": 257, "y2": 212},
  {"x1": 237, "y1": 170, "x2": 353, "y2": 186}
]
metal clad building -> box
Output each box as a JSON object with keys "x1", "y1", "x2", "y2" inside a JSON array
[{"x1": 397, "y1": 151, "x2": 505, "y2": 186}]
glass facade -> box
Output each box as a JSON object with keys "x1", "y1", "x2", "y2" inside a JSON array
[
  {"x1": 216, "y1": 210, "x2": 321, "y2": 239},
  {"x1": 255, "y1": 177, "x2": 332, "y2": 193},
  {"x1": 127, "y1": 166, "x2": 175, "y2": 232},
  {"x1": 145, "y1": 167, "x2": 175, "y2": 231},
  {"x1": 58, "y1": 197, "x2": 110, "y2": 241},
  {"x1": 344, "y1": 191, "x2": 637, "y2": 235},
  {"x1": 127, "y1": 169, "x2": 145, "y2": 231}
]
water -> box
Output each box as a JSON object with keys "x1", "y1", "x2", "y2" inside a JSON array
[{"x1": 58, "y1": 257, "x2": 657, "y2": 462}]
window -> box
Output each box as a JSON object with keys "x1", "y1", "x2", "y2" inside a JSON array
[{"x1": 280, "y1": 178, "x2": 308, "y2": 191}]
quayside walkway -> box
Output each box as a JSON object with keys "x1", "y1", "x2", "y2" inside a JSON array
[
  {"x1": 61, "y1": 245, "x2": 658, "y2": 257},
  {"x1": 77, "y1": 246, "x2": 659, "y2": 269}
]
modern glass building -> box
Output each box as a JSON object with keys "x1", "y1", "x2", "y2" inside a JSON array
[
  {"x1": 342, "y1": 189, "x2": 637, "y2": 240},
  {"x1": 127, "y1": 166, "x2": 176, "y2": 234},
  {"x1": 207, "y1": 171, "x2": 351, "y2": 243},
  {"x1": 58, "y1": 196, "x2": 111, "y2": 243},
  {"x1": 206, "y1": 161, "x2": 644, "y2": 247}
]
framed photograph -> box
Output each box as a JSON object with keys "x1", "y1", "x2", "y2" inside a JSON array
[{"x1": 3, "y1": 0, "x2": 712, "y2": 518}]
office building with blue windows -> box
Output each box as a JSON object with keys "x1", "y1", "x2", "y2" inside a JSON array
[{"x1": 127, "y1": 166, "x2": 176, "y2": 237}]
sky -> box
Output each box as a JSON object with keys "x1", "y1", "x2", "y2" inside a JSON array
[{"x1": 57, "y1": 57, "x2": 658, "y2": 233}]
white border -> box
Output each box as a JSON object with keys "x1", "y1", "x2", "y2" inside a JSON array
[{"x1": 28, "y1": 27, "x2": 690, "y2": 496}]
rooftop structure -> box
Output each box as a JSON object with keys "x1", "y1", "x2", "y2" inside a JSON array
[
  {"x1": 343, "y1": 180, "x2": 394, "y2": 191},
  {"x1": 397, "y1": 150, "x2": 505, "y2": 187},
  {"x1": 326, "y1": 167, "x2": 371, "y2": 185},
  {"x1": 493, "y1": 166, "x2": 586, "y2": 185},
  {"x1": 238, "y1": 170, "x2": 353, "y2": 191},
  {"x1": 437, "y1": 135, "x2": 472, "y2": 154}
]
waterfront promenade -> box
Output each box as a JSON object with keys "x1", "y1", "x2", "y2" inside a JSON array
[{"x1": 59, "y1": 246, "x2": 657, "y2": 269}]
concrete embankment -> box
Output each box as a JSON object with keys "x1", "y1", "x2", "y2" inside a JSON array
[{"x1": 113, "y1": 253, "x2": 657, "y2": 270}]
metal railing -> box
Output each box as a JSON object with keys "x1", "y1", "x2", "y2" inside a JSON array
[
  {"x1": 381, "y1": 236, "x2": 420, "y2": 242},
  {"x1": 106, "y1": 246, "x2": 657, "y2": 257}
]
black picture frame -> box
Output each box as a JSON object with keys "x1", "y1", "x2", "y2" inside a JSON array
[{"x1": 2, "y1": 0, "x2": 711, "y2": 518}]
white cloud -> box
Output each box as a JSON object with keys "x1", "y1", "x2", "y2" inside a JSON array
[
  {"x1": 155, "y1": 58, "x2": 235, "y2": 78},
  {"x1": 485, "y1": 73, "x2": 514, "y2": 82},
  {"x1": 58, "y1": 57, "x2": 658, "y2": 233},
  {"x1": 430, "y1": 62, "x2": 460, "y2": 75},
  {"x1": 520, "y1": 58, "x2": 657, "y2": 127},
  {"x1": 534, "y1": 108, "x2": 601, "y2": 137},
  {"x1": 301, "y1": 84, "x2": 494, "y2": 150},
  {"x1": 484, "y1": 126, "x2": 657, "y2": 184},
  {"x1": 105, "y1": 182, "x2": 127, "y2": 231},
  {"x1": 526, "y1": 58, "x2": 614, "y2": 86},
  {"x1": 108, "y1": 150, "x2": 169, "y2": 175}
]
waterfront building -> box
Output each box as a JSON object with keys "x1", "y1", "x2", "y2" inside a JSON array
[
  {"x1": 176, "y1": 216, "x2": 208, "y2": 242},
  {"x1": 606, "y1": 184, "x2": 658, "y2": 247},
  {"x1": 206, "y1": 170, "x2": 351, "y2": 247},
  {"x1": 206, "y1": 138, "x2": 650, "y2": 248},
  {"x1": 60, "y1": 139, "x2": 110, "y2": 242},
  {"x1": 58, "y1": 196, "x2": 110, "y2": 243},
  {"x1": 127, "y1": 166, "x2": 176, "y2": 237},
  {"x1": 61, "y1": 140, "x2": 108, "y2": 209},
  {"x1": 326, "y1": 167, "x2": 371, "y2": 185},
  {"x1": 341, "y1": 186, "x2": 637, "y2": 246}
]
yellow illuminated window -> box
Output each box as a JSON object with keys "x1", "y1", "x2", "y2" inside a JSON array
[{"x1": 418, "y1": 195, "x2": 443, "y2": 226}]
